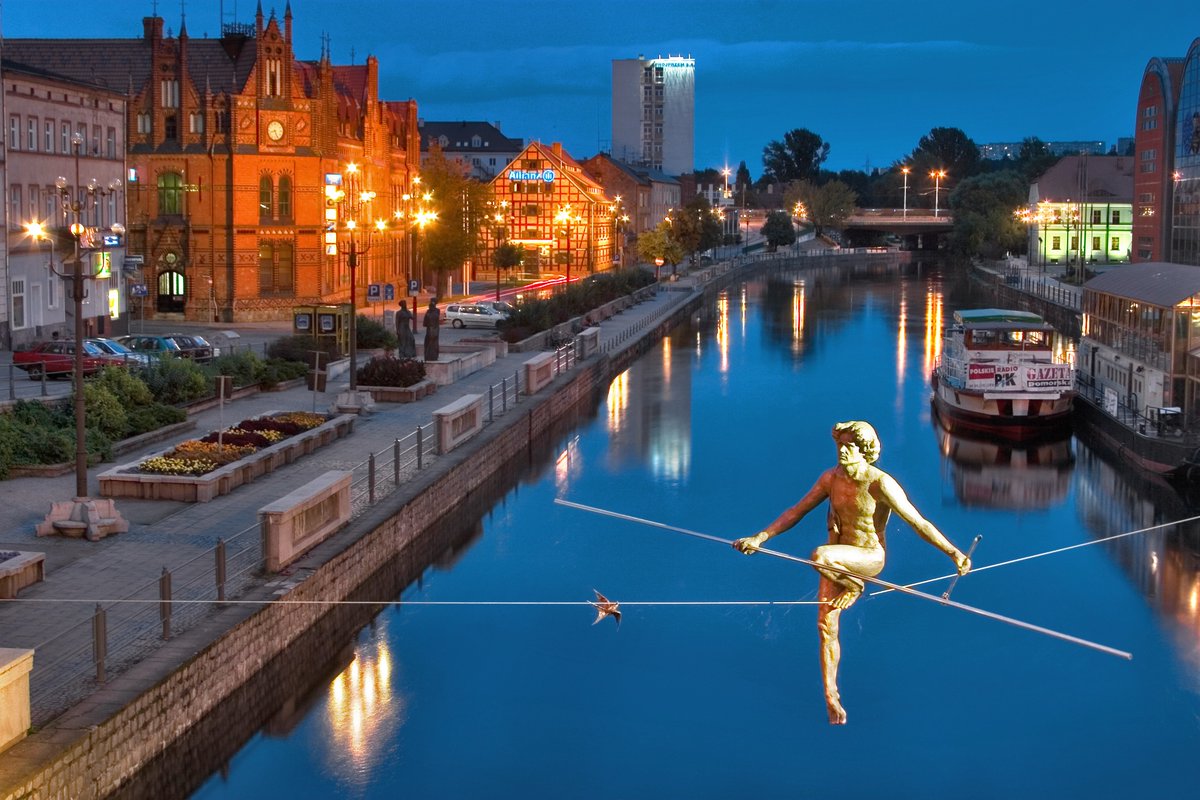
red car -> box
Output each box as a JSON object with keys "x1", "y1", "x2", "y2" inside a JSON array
[{"x1": 12, "y1": 340, "x2": 120, "y2": 379}]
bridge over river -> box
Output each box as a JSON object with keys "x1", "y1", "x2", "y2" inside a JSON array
[{"x1": 841, "y1": 208, "x2": 954, "y2": 249}]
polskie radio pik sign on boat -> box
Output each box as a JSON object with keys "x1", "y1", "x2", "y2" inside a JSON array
[{"x1": 966, "y1": 363, "x2": 1072, "y2": 391}]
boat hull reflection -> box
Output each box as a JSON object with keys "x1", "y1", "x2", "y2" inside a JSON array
[{"x1": 932, "y1": 403, "x2": 1075, "y2": 509}]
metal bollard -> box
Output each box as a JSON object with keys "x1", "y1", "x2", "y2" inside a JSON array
[
  {"x1": 159, "y1": 567, "x2": 172, "y2": 640},
  {"x1": 216, "y1": 538, "x2": 226, "y2": 602},
  {"x1": 7, "y1": 365, "x2": 13, "y2": 400},
  {"x1": 416, "y1": 426, "x2": 424, "y2": 470},
  {"x1": 502, "y1": 377, "x2": 508, "y2": 412},
  {"x1": 514, "y1": 370, "x2": 520, "y2": 401},
  {"x1": 394, "y1": 439, "x2": 401, "y2": 485},
  {"x1": 40, "y1": 366, "x2": 47, "y2": 397},
  {"x1": 92, "y1": 604, "x2": 107, "y2": 683},
  {"x1": 489, "y1": 385, "x2": 495, "y2": 423},
  {"x1": 369, "y1": 453, "x2": 376, "y2": 503}
]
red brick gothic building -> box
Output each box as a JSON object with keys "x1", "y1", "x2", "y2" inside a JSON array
[{"x1": 5, "y1": 4, "x2": 420, "y2": 321}]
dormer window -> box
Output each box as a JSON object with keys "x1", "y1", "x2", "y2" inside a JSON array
[{"x1": 471, "y1": 135, "x2": 482, "y2": 147}]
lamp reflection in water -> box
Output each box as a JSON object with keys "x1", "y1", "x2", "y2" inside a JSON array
[
  {"x1": 606, "y1": 369, "x2": 630, "y2": 434},
  {"x1": 923, "y1": 288, "x2": 944, "y2": 377},
  {"x1": 896, "y1": 289, "x2": 908, "y2": 396},
  {"x1": 324, "y1": 639, "x2": 401, "y2": 782},
  {"x1": 555, "y1": 434, "x2": 583, "y2": 493},
  {"x1": 716, "y1": 290, "x2": 730, "y2": 374},
  {"x1": 791, "y1": 280, "x2": 806, "y2": 355}
]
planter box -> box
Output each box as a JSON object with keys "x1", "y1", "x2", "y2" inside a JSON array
[
  {"x1": 362, "y1": 379, "x2": 437, "y2": 403},
  {"x1": 97, "y1": 413, "x2": 357, "y2": 503},
  {"x1": 0, "y1": 551, "x2": 45, "y2": 599}
]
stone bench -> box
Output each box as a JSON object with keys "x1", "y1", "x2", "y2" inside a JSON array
[
  {"x1": 433, "y1": 394, "x2": 484, "y2": 454},
  {"x1": 0, "y1": 551, "x2": 45, "y2": 598},
  {"x1": 523, "y1": 352, "x2": 556, "y2": 396},
  {"x1": 260, "y1": 471, "x2": 352, "y2": 573},
  {"x1": 35, "y1": 497, "x2": 129, "y2": 541}
]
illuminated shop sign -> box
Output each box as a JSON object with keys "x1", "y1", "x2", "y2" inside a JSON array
[{"x1": 507, "y1": 168, "x2": 556, "y2": 183}]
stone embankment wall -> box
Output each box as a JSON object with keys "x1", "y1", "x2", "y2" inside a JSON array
[{"x1": 0, "y1": 300, "x2": 691, "y2": 800}]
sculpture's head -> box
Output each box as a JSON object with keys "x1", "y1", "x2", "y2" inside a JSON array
[{"x1": 832, "y1": 420, "x2": 881, "y2": 464}]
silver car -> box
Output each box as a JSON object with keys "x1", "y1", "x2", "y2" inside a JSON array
[{"x1": 443, "y1": 303, "x2": 507, "y2": 329}]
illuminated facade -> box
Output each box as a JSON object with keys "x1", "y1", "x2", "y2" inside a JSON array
[
  {"x1": 4, "y1": 7, "x2": 421, "y2": 322},
  {"x1": 611, "y1": 56, "x2": 694, "y2": 176},
  {"x1": 483, "y1": 142, "x2": 615, "y2": 279},
  {"x1": 1026, "y1": 156, "x2": 1134, "y2": 267}
]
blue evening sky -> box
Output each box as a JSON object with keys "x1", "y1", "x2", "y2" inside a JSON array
[{"x1": 2, "y1": 0, "x2": 1194, "y2": 174}]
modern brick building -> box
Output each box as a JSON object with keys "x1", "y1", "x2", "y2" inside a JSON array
[
  {"x1": 4, "y1": 5, "x2": 421, "y2": 323},
  {"x1": 1132, "y1": 56, "x2": 1185, "y2": 262}
]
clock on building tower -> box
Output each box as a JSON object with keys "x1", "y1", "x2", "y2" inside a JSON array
[{"x1": 267, "y1": 120, "x2": 284, "y2": 142}]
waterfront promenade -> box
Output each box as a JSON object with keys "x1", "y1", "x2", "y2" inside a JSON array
[{"x1": 0, "y1": 269, "x2": 715, "y2": 795}]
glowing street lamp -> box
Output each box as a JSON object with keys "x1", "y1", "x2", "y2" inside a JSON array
[
  {"x1": 901, "y1": 166, "x2": 910, "y2": 219},
  {"x1": 930, "y1": 169, "x2": 947, "y2": 217},
  {"x1": 327, "y1": 163, "x2": 382, "y2": 394},
  {"x1": 555, "y1": 204, "x2": 580, "y2": 286}
]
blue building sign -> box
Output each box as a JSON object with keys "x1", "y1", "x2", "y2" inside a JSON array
[{"x1": 507, "y1": 168, "x2": 556, "y2": 183}]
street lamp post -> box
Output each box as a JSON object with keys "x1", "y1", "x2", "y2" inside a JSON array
[
  {"x1": 30, "y1": 130, "x2": 127, "y2": 537},
  {"x1": 930, "y1": 169, "x2": 946, "y2": 217},
  {"x1": 326, "y1": 163, "x2": 380, "y2": 397},
  {"x1": 901, "y1": 166, "x2": 910, "y2": 219},
  {"x1": 555, "y1": 204, "x2": 578, "y2": 288}
]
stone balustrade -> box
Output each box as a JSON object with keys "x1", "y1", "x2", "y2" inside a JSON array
[
  {"x1": 433, "y1": 394, "x2": 484, "y2": 454},
  {"x1": 260, "y1": 471, "x2": 352, "y2": 573}
]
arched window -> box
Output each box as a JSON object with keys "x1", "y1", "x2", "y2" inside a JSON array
[
  {"x1": 259, "y1": 176, "x2": 273, "y2": 221},
  {"x1": 278, "y1": 175, "x2": 292, "y2": 221},
  {"x1": 157, "y1": 172, "x2": 183, "y2": 215}
]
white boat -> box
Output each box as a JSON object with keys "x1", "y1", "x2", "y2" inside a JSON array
[{"x1": 931, "y1": 309, "x2": 1075, "y2": 439}]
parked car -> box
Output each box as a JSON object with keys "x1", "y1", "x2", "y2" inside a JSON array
[
  {"x1": 86, "y1": 337, "x2": 155, "y2": 368},
  {"x1": 12, "y1": 340, "x2": 114, "y2": 379},
  {"x1": 443, "y1": 303, "x2": 507, "y2": 329},
  {"x1": 116, "y1": 333, "x2": 218, "y2": 363},
  {"x1": 480, "y1": 300, "x2": 517, "y2": 316},
  {"x1": 115, "y1": 334, "x2": 184, "y2": 361}
]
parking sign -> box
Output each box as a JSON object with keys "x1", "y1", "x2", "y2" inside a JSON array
[
  {"x1": 367, "y1": 283, "x2": 382, "y2": 302},
  {"x1": 408, "y1": 279, "x2": 420, "y2": 294}
]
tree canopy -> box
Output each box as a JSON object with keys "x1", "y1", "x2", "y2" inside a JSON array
[
  {"x1": 908, "y1": 127, "x2": 981, "y2": 186},
  {"x1": 947, "y1": 170, "x2": 1028, "y2": 258},
  {"x1": 669, "y1": 196, "x2": 723, "y2": 261},
  {"x1": 420, "y1": 145, "x2": 491, "y2": 296},
  {"x1": 762, "y1": 128, "x2": 830, "y2": 183},
  {"x1": 760, "y1": 211, "x2": 797, "y2": 251},
  {"x1": 786, "y1": 180, "x2": 857, "y2": 236},
  {"x1": 637, "y1": 222, "x2": 684, "y2": 276}
]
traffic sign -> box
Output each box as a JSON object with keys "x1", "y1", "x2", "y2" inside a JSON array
[
  {"x1": 384, "y1": 283, "x2": 395, "y2": 301},
  {"x1": 408, "y1": 279, "x2": 420, "y2": 294},
  {"x1": 367, "y1": 283, "x2": 382, "y2": 302},
  {"x1": 130, "y1": 284, "x2": 149, "y2": 297},
  {"x1": 123, "y1": 254, "x2": 144, "y2": 266}
]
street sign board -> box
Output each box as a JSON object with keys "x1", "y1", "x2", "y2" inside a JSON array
[
  {"x1": 123, "y1": 255, "x2": 144, "y2": 266},
  {"x1": 130, "y1": 284, "x2": 149, "y2": 297},
  {"x1": 367, "y1": 283, "x2": 382, "y2": 302},
  {"x1": 384, "y1": 283, "x2": 395, "y2": 301},
  {"x1": 408, "y1": 279, "x2": 420, "y2": 294}
]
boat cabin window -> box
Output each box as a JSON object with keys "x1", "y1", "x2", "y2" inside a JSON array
[{"x1": 965, "y1": 329, "x2": 1048, "y2": 349}]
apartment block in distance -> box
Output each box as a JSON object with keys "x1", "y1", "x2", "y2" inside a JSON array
[{"x1": 612, "y1": 55, "x2": 694, "y2": 177}]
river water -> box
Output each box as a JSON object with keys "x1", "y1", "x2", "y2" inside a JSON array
[{"x1": 192, "y1": 259, "x2": 1200, "y2": 799}]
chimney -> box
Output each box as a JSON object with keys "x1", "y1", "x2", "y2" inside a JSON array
[{"x1": 552, "y1": 142, "x2": 563, "y2": 158}]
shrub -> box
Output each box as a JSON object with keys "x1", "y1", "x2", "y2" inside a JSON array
[
  {"x1": 268, "y1": 335, "x2": 341, "y2": 367},
  {"x1": 92, "y1": 367, "x2": 153, "y2": 407},
  {"x1": 356, "y1": 356, "x2": 426, "y2": 387},
  {"x1": 356, "y1": 314, "x2": 398, "y2": 350},
  {"x1": 126, "y1": 404, "x2": 186, "y2": 436},
  {"x1": 80, "y1": 382, "x2": 128, "y2": 440},
  {"x1": 143, "y1": 357, "x2": 210, "y2": 405},
  {"x1": 498, "y1": 267, "x2": 655, "y2": 342},
  {"x1": 212, "y1": 350, "x2": 263, "y2": 388},
  {"x1": 257, "y1": 358, "x2": 308, "y2": 389}
]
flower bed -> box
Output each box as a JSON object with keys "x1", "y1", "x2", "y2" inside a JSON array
[{"x1": 98, "y1": 411, "x2": 356, "y2": 503}]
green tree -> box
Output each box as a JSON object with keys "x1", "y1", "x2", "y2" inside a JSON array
[
  {"x1": 637, "y1": 223, "x2": 684, "y2": 278},
  {"x1": 762, "y1": 128, "x2": 830, "y2": 183},
  {"x1": 760, "y1": 210, "x2": 797, "y2": 251},
  {"x1": 909, "y1": 127, "x2": 981, "y2": 189},
  {"x1": 787, "y1": 180, "x2": 858, "y2": 236},
  {"x1": 420, "y1": 144, "x2": 492, "y2": 297},
  {"x1": 492, "y1": 241, "x2": 524, "y2": 283},
  {"x1": 670, "y1": 196, "x2": 723, "y2": 262},
  {"x1": 946, "y1": 170, "x2": 1028, "y2": 258},
  {"x1": 1016, "y1": 137, "x2": 1059, "y2": 182}
]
